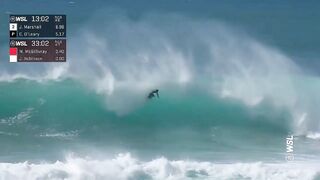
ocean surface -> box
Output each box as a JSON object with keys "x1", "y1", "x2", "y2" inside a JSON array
[{"x1": 0, "y1": 0, "x2": 320, "y2": 179}]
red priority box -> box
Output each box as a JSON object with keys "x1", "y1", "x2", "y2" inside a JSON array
[{"x1": 10, "y1": 48, "x2": 17, "y2": 55}]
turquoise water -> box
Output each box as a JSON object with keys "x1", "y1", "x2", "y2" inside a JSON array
[{"x1": 0, "y1": 80, "x2": 317, "y2": 163}]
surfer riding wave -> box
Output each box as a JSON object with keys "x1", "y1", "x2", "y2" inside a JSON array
[{"x1": 147, "y1": 89, "x2": 159, "y2": 99}]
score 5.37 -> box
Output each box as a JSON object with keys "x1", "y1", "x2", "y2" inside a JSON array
[{"x1": 55, "y1": 32, "x2": 65, "y2": 37}]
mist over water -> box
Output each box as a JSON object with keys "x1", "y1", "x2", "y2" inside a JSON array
[{"x1": 1, "y1": 12, "x2": 319, "y2": 133}]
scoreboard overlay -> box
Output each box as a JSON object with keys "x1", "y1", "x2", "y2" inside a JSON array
[{"x1": 9, "y1": 15, "x2": 66, "y2": 62}]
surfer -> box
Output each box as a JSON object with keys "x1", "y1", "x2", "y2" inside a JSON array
[{"x1": 147, "y1": 89, "x2": 159, "y2": 99}]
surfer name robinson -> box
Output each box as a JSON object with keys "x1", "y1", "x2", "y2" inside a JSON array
[{"x1": 21, "y1": 56, "x2": 44, "y2": 61}]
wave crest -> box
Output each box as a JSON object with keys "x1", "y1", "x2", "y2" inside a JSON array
[{"x1": 0, "y1": 12, "x2": 319, "y2": 132}]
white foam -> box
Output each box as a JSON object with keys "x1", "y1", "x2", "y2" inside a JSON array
[
  {"x1": 0, "y1": 153, "x2": 319, "y2": 180},
  {"x1": 39, "y1": 130, "x2": 79, "y2": 139},
  {"x1": 0, "y1": 131, "x2": 19, "y2": 136},
  {"x1": 0, "y1": 108, "x2": 34, "y2": 126},
  {"x1": 306, "y1": 132, "x2": 320, "y2": 140}
]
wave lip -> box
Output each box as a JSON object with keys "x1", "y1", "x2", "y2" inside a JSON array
[
  {"x1": 0, "y1": 153, "x2": 319, "y2": 180},
  {"x1": 1, "y1": 13, "x2": 319, "y2": 133}
]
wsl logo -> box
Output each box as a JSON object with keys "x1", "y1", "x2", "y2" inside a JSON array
[
  {"x1": 285, "y1": 135, "x2": 294, "y2": 161},
  {"x1": 10, "y1": 40, "x2": 27, "y2": 47},
  {"x1": 10, "y1": 16, "x2": 28, "y2": 23}
]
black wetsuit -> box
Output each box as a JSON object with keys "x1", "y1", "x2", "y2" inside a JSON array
[{"x1": 148, "y1": 89, "x2": 159, "y2": 99}]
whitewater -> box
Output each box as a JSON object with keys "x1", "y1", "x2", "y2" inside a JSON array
[{"x1": 0, "y1": 153, "x2": 320, "y2": 180}]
